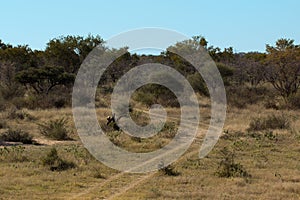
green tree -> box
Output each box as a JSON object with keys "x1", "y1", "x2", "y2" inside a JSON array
[
  {"x1": 0, "y1": 61, "x2": 25, "y2": 99},
  {"x1": 0, "y1": 44, "x2": 34, "y2": 71},
  {"x1": 264, "y1": 38, "x2": 300, "y2": 101},
  {"x1": 0, "y1": 40, "x2": 12, "y2": 50},
  {"x1": 45, "y1": 35, "x2": 103, "y2": 73},
  {"x1": 15, "y1": 66, "x2": 75, "y2": 95},
  {"x1": 233, "y1": 52, "x2": 266, "y2": 88}
]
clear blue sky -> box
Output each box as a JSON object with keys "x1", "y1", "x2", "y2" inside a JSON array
[{"x1": 1, "y1": 0, "x2": 299, "y2": 52}]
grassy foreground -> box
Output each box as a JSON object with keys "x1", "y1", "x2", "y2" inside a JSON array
[{"x1": 0, "y1": 103, "x2": 300, "y2": 199}]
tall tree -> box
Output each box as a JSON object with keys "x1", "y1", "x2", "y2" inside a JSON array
[
  {"x1": 45, "y1": 35, "x2": 103, "y2": 73},
  {"x1": 15, "y1": 66, "x2": 75, "y2": 95},
  {"x1": 264, "y1": 38, "x2": 300, "y2": 101}
]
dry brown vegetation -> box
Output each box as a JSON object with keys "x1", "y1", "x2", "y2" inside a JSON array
[{"x1": 0, "y1": 98, "x2": 299, "y2": 199}]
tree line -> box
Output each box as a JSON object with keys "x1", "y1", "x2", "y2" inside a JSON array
[{"x1": 0, "y1": 35, "x2": 299, "y2": 109}]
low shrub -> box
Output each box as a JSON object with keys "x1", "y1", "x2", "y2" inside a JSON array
[
  {"x1": 249, "y1": 131, "x2": 277, "y2": 142},
  {"x1": 90, "y1": 166, "x2": 106, "y2": 179},
  {"x1": 133, "y1": 84, "x2": 180, "y2": 108},
  {"x1": 6, "y1": 108, "x2": 35, "y2": 120},
  {"x1": 23, "y1": 92, "x2": 71, "y2": 109},
  {"x1": 64, "y1": 144, "x2": 94, "y2": 165},
  {"x1": 264, "y1": 99, "x2": 279, "y2": 110},
  {"x1": 221, "y1": 130, "x2": 246, "y2": 140},
  {"x1": 0, "y1": 146, "x2": 27, "y2": 162},
  {"x1": 287, "y1": 93, "x2": 300, "y2": 109},
  {"x1": 159, "y1": 122, "x2": 177, "y2": 138},
  {"x1": 227, "y1": 86, "x2": 268, "y2": 109},
  {"x1": 159, "y1": 163, "x2": 180, "y2": 176},
  {"x1": 215, "y1": 147, "x2": 251, "y2": 178},
  {"x1": 41, "y1": 147, "x2": 75, "y2": 171},
  {"x1": 0, "y1": 129, "x2": 34, "y2": 144},
  {"x1": 38, "y1": 117, "x2": 71, "y2": 140},
  {"x1": 0, "y1": 97, "x2": 6, "y2": 111},
  {"x1": 247, "y1": 114, "x2": 290, "y2": 131},
  {"x1": 0, "y1": 121, "x2": 8, "y2": 129}
]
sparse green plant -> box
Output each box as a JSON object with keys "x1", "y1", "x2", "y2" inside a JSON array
[
  {"x1": 0, "y1": 146, "x2": 27, "y2": 162},
  {"x1": 215, "y1": 147, "x2": 251, "y2": 178},
  {"x1": 247, "y1": 114, "x2": 290, "y2": 131},
  {"x1": 249, "y1": 132, "x2": 263, "y2": 140},
  {"x1": 41, "y1": 147, "x2": 75, "y2": 171},
  {"x1": 249, "y1": 131, "x2": 277, "y2": 142},
  {"x1": 64, "y1": 144, "x2": 93, "y2": 165},
  {"x1": 159, "y1": 121, "x2": 177, "y2": 138},
  {"x1": 0, "y1": 129, "x2": 34, "y2": 144},
  {"x1": 264, "y1": 131, "x2": 277, "y2": 140},
  {"x1": 90, "y1": 166, "x2": 105, "y2": 179},
  {"x1": 221, "y1": 130, "x2": 245, "y2": 140},
  {"x1": 6, "y1": 108, "x2": 35, "y2": 120},
  {"x1": 106, "y1": 131, "x2": 123, "y2": 146},
  {"x1": 38, "y1": 117, "x2": 71, "y2": 140},
  {"x1": 148, "y1": 188, "x2": 162, "y2": 198},
  {"x1": 131, "y1": 136, "x2": 142, "y2": 142}
]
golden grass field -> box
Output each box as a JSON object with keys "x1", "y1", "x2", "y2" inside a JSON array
[{"x1": 0, "y1": 99, "x2": 300, "y2": 199}]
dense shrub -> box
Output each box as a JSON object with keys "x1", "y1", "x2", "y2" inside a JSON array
[
  {"x1": 227, "y1": 86, "x2": 270, "y2": 108},
  {"x1": 287, "y1": 92, "x2": 300, "y2": 109},
  {"x1": 24, "y1": 93, "x2": 70, "y2": 109},
  {"x1": 41, "y1": 148, "x2": 75, "y2": 171},
  {"x1": 247, "y1": 114, "x2": 290, "y2": 131},
  {"x1": 0, "y1": 84, "x2": 25, "y2": 101},
  {"x1": 0, "y1": 129, "x2": 34, "y2": 144},
  {"x1": 133, "y1": 84, "x2": 180, "y2": 107},
  {"x1": 187, "y1": 73, "x2": 209, "y2": 96},
  {"x1": 38, "y1": 117, "x2": 71, "y2": 140}
]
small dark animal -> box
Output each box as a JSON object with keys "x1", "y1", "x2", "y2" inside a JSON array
[{"x1": 106, "y1": 114, "x2": 120, "y2": 131}]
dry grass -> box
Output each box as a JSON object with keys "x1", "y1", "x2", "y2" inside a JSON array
[{"x1": 0, "y1": 102, "x2": 300, "y2": 199}]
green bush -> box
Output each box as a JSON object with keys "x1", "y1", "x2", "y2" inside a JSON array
[
  {"x1": 187, "y1": 73, "x2": 209, "y2": 96},
  {"x1": 0, "y1": 129, "x2": 34, "y2": 144},
  {"x1": 215, "y1": 147, "x2": 251, "y2": 178},
  {"x1": 247, "y1": 114, "x2": 290, "y2": 131},
  {"x1": 41, "y1": 148, "x2": 76, "y2": 171},
  {"x1": 133, "y1": 84, "x2": 180, "y2": 107},
  {"x1": 38, "y1": 117, "x2": 71, "y2": 140},
  {"x1": 64, "y1": 144, "x2": 94, "y2": 165}
]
